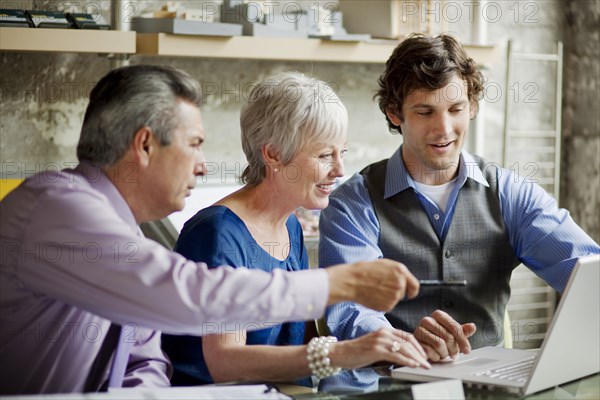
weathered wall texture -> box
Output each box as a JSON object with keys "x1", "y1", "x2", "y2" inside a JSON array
[
  {"x1": 561, "y1": 0, "x2": 600, "y2": 242},
  {"x1": 1, "y1": 0, "x2": 598, "y2": 241}
]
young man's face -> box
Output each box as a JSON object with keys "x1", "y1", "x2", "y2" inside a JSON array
[{"x1": 387, "y1": 74, "x2": 474, "y2": 185}]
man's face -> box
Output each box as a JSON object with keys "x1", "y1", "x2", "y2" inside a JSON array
[
  {"x1": 148, "y1": 101, "x2": 206, "y2": 218},
  {"x1": 389, "y1": 74, "x2": 473, "y2": 185}
]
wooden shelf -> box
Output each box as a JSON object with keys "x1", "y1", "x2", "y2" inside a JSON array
[
  {"x1": 0, "y1": 27, "x2": 136, "y2": 54},
  {"x1": 136, "y1": 34, "x2": 396, "y2": 63},
  {"x1": 137, "y1": 33, "x2": 500, "y2": 65},
  {"x1": 0, "y1": 28, "x2": 500, "y2": 66}
]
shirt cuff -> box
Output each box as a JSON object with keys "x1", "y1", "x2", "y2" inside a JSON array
[
  {"x1": 353, "y1": 316, "x2": 391, "y2": 338},
  {"x1": 286, "y1": 268, "x2": 329, "y2": 321}
]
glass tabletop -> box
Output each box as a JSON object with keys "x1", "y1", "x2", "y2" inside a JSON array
[{"x1": 282, "y1": 366, "x2": 600, "y2": 400}]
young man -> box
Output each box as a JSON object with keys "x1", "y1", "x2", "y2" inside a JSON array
[
  {"x1": 319, "y1": 34, "x2": 600, "y2": 362},
  {"x1": 0, "y1": 65, "x2": 421, "y2": 394}
]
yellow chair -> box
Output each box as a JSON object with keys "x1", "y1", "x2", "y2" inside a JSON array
[
  {"x1": 315, "y1": 317, "x2": 331, "y2": 337},
  {"x1": 504, "y1": 309, "x2": 513, "y2": 348},
  {"x1": 0, "y1": 179, "x2": 23, "y2": 200}
]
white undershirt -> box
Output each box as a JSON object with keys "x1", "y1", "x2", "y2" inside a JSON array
[{"x1": 413, "y1": 178, "x2": 458, "y2": 214}]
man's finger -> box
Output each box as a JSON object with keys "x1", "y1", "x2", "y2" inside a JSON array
[
  {"x1": 414, "y1": 325, "x2": 450, "y2": 360},
  {"x1": 462, "y1": 323, "x2": 477, "y2": 337},
  {"x1": 421, "y1": 343, "x2": 442, "y2": 362},
  {"x1": 431, "y1": 310, "x2": 470, "y2": 354},
  {"x1": 397, "y1": 263, "x2": 420, "y2": 299}
]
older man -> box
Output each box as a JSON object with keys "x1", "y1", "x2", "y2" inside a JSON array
[{"x1": 0, "y1": 65, "x2": 419, "y2": 394}]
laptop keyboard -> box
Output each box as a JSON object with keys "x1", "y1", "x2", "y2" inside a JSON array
[{"x1": 472, "y1": 357, "x2": 536, "y2": 382}]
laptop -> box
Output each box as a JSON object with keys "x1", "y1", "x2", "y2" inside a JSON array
[{"x1": 391, "y1": 254, "x2": 600, "y2": 396}]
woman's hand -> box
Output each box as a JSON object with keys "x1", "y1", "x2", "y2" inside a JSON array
[{"x1": 328, "y1": 328, "x2": 431, "y2": 370}]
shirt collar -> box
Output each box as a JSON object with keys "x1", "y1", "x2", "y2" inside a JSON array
[
  {"x1": 74, "y1": 162, "x2": 139, "y2": 230},
  {"x1": 384, "y1": 146, "x2": 489, "y2": 199}
]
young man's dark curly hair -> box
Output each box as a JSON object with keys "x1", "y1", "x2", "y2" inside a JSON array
[{"x1": 376, "y1": 34, "x2": 485, "y2": 135}]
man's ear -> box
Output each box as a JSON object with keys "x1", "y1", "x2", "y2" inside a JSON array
[
  {"x1": 386, "y1": 107, "x2": 402, "y2": 126},
  {"x1": 131, "y1": 127, "x2": 155, "y2": 168},
  {"x1": 470, "y1": 101, "x2": 479, "y2": 119}
]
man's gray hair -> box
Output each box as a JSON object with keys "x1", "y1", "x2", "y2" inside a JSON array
[
  {"x1": 240, "y1": 71, "x2": 348, "y2": 185},
  {"x1": 77, "y1": 65, "x2": 203, "y2": 166}
]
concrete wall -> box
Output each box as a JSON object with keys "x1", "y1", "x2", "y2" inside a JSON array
[
  {"x1": 560, "y1": 0, "x2": 600, "y2": 242},
  {"x1": 1, "y1": 0, "x2": 598, "y2": 241}
]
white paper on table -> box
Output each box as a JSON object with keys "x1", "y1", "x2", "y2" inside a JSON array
[
  {"x1": 411, "y1": 379, "x2": 465, "y2": 400},
  {"x1": 107, "y1": 384, "x2": 291, "y2": 400}
]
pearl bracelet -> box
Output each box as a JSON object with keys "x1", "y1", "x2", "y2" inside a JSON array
[{"x1": 306, "y1": 336, "x2": 342, "y2": 379}]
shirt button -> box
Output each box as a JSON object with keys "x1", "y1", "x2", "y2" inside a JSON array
[
  {"x1": 306, "y1": 304, "x2": 314, "y2": 313},
  {"x1": 445, "y1": 250, "x2": 453, "y2": 259},
  {"x1": 433, "y1": 213, "x2": 440, "y2": 220}
]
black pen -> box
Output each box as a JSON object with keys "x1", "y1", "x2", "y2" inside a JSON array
[{"x1": 419, "y1": 279, "x2": 467, "y2": 287}]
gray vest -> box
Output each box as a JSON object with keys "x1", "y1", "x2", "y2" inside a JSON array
[{"x1": 361, "y1": 156, "x2": 520, "y2": 348}]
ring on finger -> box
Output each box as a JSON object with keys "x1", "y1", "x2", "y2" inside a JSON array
[{"x1": 391, "y1": 340, "x2": 402, "y2": 352}]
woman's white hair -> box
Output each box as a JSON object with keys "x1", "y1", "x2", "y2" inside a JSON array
[{"x1": 240, "y1": 71, "x2": 348, "y2": 185}]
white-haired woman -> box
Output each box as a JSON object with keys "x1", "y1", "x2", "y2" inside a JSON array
[{"x1": 162, "y1": 72, "x2": 430, "y2": 386}]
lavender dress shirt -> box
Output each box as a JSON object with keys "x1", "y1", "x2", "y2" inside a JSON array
[{"x1": 0, "y1": 163, "x2": 328, "y2": 394}]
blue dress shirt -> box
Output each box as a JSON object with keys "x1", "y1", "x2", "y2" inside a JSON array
[{"x1": 319, "y1": 147, "x2": 600, "y2": 340}]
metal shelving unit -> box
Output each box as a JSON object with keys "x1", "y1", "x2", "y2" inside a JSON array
[{"x1": 503, "y1": 41, "x2": 564, "y2": 349}]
